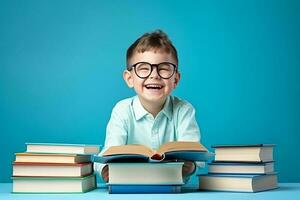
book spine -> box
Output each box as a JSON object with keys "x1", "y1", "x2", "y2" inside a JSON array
[{"x1": 108, "y1": 185, "x2": 181, "y2": 194}]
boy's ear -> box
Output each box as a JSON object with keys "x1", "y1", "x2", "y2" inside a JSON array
[
  {"x1": 123, "y1": 70, "x2": 134, "y2": 88},
  {"x1": 174, "y1": 72, "x2": 181, "y2": 88}
]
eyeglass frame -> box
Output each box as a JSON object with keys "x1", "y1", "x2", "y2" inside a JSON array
[{"x1": 127, "y1": 61, "x2": 178, "y2": 79}]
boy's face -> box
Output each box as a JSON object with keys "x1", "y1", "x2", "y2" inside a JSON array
[{"x1": 124, "y1": 50, "x2": 180, "y2": 107}]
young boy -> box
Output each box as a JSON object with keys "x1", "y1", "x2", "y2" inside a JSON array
[{"x1": 95, "y1": 30, "x2": 201, "y2": 183}]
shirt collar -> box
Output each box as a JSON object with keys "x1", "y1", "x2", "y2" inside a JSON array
[
  {"x1": 132, "y1": 96, "x2": 148, "y2": 121},
  {"x1": 132, "y1": 96, "x2": 173, "y2": 121}
]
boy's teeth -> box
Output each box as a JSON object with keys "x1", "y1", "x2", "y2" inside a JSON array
[{"x1": 145, "y1": 84, "x2": 162, "y2": 89}]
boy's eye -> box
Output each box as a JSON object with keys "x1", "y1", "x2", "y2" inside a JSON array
[
  {"x1": 136, "y1": 64, "x2": 151, "y2": 71},
  {"x1": 139, "y1": 67, "x2": 150, "y2": 71},
  {"x1": 159, "y1": 67, "x2": 170, "y2": 71},
  {"x1": 158, "y1": 65, "x2": 172, "y2": 71}
]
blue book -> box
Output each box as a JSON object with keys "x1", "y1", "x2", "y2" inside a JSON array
[
  {"x1": 108, "y1": 185, "x2": 182, "y2": 194},
  {"x1": 211, "y1": 144, "x2": 275, "y2": 148},
  {"x1": 93, "y1": 151, "x2": 213, "y2": 163}
]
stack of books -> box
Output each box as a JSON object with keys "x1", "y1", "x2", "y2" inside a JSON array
[
  {"x1": 198, "y1": 144, "x2": 278, "y2": 192},
  {"x1": 93, "y1": 141, "x2": 213, "y2": 194},
  {"x1": 12, "y1": 143, "x2": 100, "y2": 193}
]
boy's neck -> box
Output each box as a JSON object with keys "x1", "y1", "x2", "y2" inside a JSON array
[{"x1": 139, "y1": 97, "x2": 166, "y2": 118}]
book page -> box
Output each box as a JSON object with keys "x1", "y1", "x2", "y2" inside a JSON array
[
  {"x1": 157, "y1": 141, "x2": 208, "y2": 154},
  {"x1": 102, "y1": 144, "x2": 155, "y2": 157}
]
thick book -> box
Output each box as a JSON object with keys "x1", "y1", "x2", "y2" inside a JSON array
[
  {"x1": 13, "y1": 162, "x2": 93, "y2": 177},
  {"x1": 94, "y1": 141, "x2": 213, "y2": 163},
  {"x1": 198, "y1": 173, "x2": 278, "y2": 192},
  {"x1": 15, "y1": 152, "x2": 91, "y2": 164},
  {"x1": 26, "y1": 143, "x2": 100, "y2": 154},
  {"x1": 108, "y1": 185, "x2": 182, "y2": 194},
  {"x1": 12, "y1": 174, "x2": 96, "y2": 193},
  {"x1": 212, "y1": 144, "x2": 275, "y2": 162},
  {"x1": 108, "y1": 162, "x2": 184, "y2": 185},
  {"x1": 208, "y1": 161, "x2": 274, "y2": 174}
]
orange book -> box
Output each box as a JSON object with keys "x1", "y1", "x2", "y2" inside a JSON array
[{"x1": 13, "y1": 162, "x2": 93, "y2": 177}]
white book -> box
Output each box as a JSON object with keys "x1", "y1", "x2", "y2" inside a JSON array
[
  {"x1": 212, "y1": 144, "x2": 274, "y2": 162},
  {"x1": 208, "y1": 162, "x2": 274, "y2": 174},
  {"x1": 108, "y1": 162, "x2": 184, "y2": 185},
  {"x1": 26, "y1": 143, "x2": 100, "y2": 154}
]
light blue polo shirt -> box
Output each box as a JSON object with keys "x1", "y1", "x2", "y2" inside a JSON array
[
  {"x1": 94, "y1": 95, "x2": 202, "y2": 176},
  {"x1": 103, "y1": 95, "x2": 201, "y2": 152}
]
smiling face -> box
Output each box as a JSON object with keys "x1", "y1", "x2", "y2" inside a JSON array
[{"x1": 124, "y1": 50, "x2": 180, "y2": 109}]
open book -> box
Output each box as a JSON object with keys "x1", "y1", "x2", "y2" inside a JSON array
[{"x1": 93, "y1": 141, "x2": 213, "y2": 163}]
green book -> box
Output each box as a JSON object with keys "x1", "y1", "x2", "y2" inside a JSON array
[{"x1": 12, "y1": 174, "x2": 96, "y2": 193}]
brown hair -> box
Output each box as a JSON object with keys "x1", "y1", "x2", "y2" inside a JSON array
[{"x1": 126, "y1": 30, "x2": 178, "y2": 69}]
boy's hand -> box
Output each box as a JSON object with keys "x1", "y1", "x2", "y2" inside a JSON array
[
  {"x1": 101, "y1": 165, "x2": 109, "y2": 183},
  {"x1": 182, "y1": 161, "x2": 196, "y2": 177}
]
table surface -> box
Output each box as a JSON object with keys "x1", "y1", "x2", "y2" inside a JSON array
[{"x1": 1, "y1": 183, "x2": 299, "y2": 200}]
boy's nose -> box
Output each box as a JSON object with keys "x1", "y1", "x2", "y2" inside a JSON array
[{"x1": 149, "y1": 67, "x2": 160, "y2": 79}]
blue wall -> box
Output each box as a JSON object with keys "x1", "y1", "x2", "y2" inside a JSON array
[{"x1": 1, "y1": 0, "x2": 299, "y2": 182}]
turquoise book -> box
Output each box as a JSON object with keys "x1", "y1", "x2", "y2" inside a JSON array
[{"x1": 108, "y1": 162, "x2": 184, "y2": 185}]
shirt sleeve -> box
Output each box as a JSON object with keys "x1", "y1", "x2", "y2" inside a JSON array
[
  {"x1": 176, "y1": 102, "x2": 201, "y2": 142},
  {"x1": 175, "y1": 102, "x2": 202, "y2": 179},
  {"x1": 103, "y1": 103, "x2": 128, "y2": 148},
  {"x1": 94, "y1": 103, "x2": 128, "y2": 178}
]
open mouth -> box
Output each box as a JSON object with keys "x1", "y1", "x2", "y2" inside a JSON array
[{"x1": 144, "y1": 84, "x2": 164, "y2": 90}]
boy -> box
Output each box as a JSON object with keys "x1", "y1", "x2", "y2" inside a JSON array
[{"x1": 95, "y1": 30, "x2": 201, "y2": 183}]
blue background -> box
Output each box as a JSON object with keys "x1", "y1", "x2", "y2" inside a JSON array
[{"x1": 0, "y1": 0, "x2": 299, "y2": 183}]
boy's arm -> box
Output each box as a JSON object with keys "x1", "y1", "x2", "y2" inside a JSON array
[
  {"x1": 94, "y1": 104, "x2": 128, "y2": 181},
  {"x1": 176, "y1": 102, "x2": 202, "y2": 183},
  {"x1": 176, "y1": 102, "x2": 201, "y2": 142}
]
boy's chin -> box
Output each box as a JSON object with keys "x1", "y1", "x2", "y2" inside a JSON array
[{"x1": 140, "y1": 95, "x2": 167, "y2": 104}]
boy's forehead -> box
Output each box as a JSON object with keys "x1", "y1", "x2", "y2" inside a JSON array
[{"x1": 129, "y1": 50, "x2": 177, "y2": 65}]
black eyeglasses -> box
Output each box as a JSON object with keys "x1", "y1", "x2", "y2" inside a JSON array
[{"x1": 127, "y1": 62, "x2": 177, "y2": 79}]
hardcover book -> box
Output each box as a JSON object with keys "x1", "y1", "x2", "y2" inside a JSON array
[
  {"x1": 26, "y1": 143, "x2": 100, "y2": 154},
  {"x1": 208, "y1": 161, "x2": 274, "y2": 174},
  {"x1": 108, "y1": 162, "x2": 184, "y2": 185},
  {"x1": 12, "y1": 174, "x2": 96, "y2": 193},
  {"x1": 108, "y1": 185, "x2": 182, "y2": 194},
  {"x1": 198, "y1": 173, "x2": 278, "y2": 192},
  {"x1": 13, "y1": 162, "x2": 93, "y2": 177},
  {"x1": 94, "y1": 141, "x2": 213, "y2": 163},
  {"x1": 212, "y1": 144, "x2": 275, "y2": 162},
  {"x1": 15, "y1": 153, "x2": 91, "y2": 164}
]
